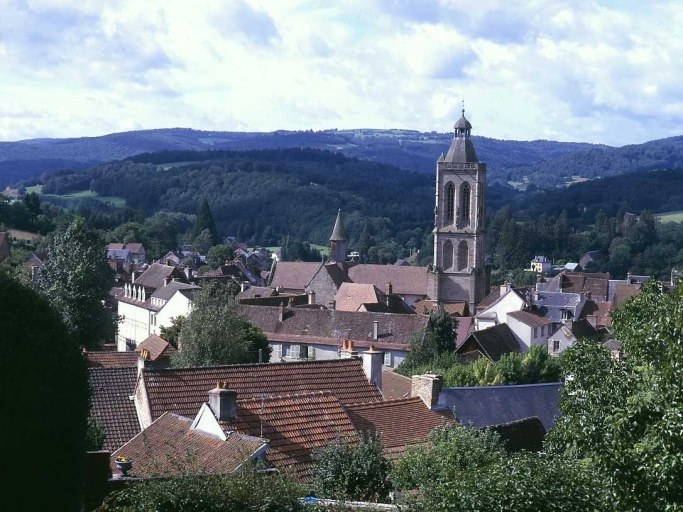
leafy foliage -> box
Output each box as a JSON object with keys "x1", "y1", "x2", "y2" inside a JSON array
[
  {"x1": 172, "y1": 281, "x2": 270, "y2": 367},
  {"x1": 398, "y1": 307, "x2": 456, "y2": 370},
  {"x1": 37, "y1": 217, "x2": 116, "y2": 348},
  {"x1": 393, "y1": 423, "x2": 606, "y2": 512},
  {"x1": 98, "y1": 469, "x2": 305, "y2": 512},
  {"x1": 548, "y1": 281, "x2": 683, "y2": 510},
  {"x1": 159, "y1": 316, "x2": 184, "y2": 349},
  {"x1": 206, "y1": 244, "x2": 235, "y2": 268},
  {"x1": 0, "y1": 271, "x2": 90, "y2": 511},
  {"x1": 311, "y1": 433, "x2": 392, "y2": 503}
]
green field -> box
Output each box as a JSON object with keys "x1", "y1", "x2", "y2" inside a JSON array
[
  {"x1": 656, "y1": 210, "x2": 683, "y2": 223},
  {"x1": 41, "y1": 189, "x2": 126, "y2": 207},
  {"x1": 158, "y1": 161, "x2": 198, "y2": 171},
  {"x1": 25, "y1": 184, "x2": 43, "y2": 194}
]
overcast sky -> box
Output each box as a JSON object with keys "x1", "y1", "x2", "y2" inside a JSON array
[{"x1": 1, "y1": 0, "x2": 681, "y2": 145}]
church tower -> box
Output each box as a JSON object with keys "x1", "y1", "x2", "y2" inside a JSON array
[
  {"x1": 429, "y1": 109, "x2": 487, "y2": 309},
  {"x1": 329, "y1": 209, "x2": 347, "y2": 264}
]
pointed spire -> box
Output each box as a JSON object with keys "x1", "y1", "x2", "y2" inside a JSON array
[{"x1": 330, "y1": 209, "x2": 347, "y2": 241}]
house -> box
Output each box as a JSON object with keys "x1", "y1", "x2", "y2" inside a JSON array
[
  {"x1": 86, "y1": 351, "x2": 138, "y2": 369},
  {"x1": 23, "y1": 250, "x2": 47, "y2": 281},
  {"x1": 506, "y1": 310, "x2": 554, "y2": 350},
  {"x1": 197, "y1": 260, "x2": 264, "y2": 287},
  {"x1": 579, "y1": 250, "x2": 605, "y2": 270},
  {"x1": 474, "y1": 283, "x2": 529, "y2": 330},
  {"x1": 547, "y1": 319, "x2": 598, "y2": 356},
  {"x1": 347, "y1": 264, "x2": 429, "y2": 307},
  {"x1": 0, "y1": 231, "x2": 10, "y2": 262},
  {"x1": 239, "y1": 305, "x2": 430, "y2": 368},
  {"x1": 456, "y1": 323, "x2": 520, "y2": 362},
  {"x1": 116, "y1": 263, "x2": 194, "y2": 350},
  {"x1": 134, "y1": 334, "x2": 176, "y2": 368},
  {"x1": 334, "y1": 282, "x2": 413, "y2": 314},
  {"x1": 89, "y1": 367, "x2": 141, "y2": 452},
  {"x1": 159, "y1": 250, "x2": 184, "y2": 267},
  {"x1": 530, "y1": 256, "x2": 551, "y2": 274},
  {"x1": 133, "y1": 358, "x2": 384, "y2": 430},
  {"x1": 107, "y1": 242, "x2": 146, "y2": 265},
  {"x1": 434, "y1": 382, "x2": 563, "y2": 431},
  {"x1": 111, "y1": 411, "x2": 268, "y2": 478}
]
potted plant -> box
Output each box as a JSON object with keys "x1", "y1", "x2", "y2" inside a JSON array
[{"x1": 115, "y1": 455, "x2": 133, "y2": 476}]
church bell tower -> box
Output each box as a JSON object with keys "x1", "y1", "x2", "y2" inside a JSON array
[{"x1": 429, "y1": 108, "x2": 487, "y2": 309}]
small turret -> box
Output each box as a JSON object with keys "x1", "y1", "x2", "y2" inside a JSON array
[{"x1": 329, "y1": 210, "x2": 347, "y2": 263}]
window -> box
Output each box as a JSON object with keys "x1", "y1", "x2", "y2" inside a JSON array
[
  {"x1": 445, "y1": 182, "x2": 455, "y2": 224},
  {"x1": 540, "y1": 325, "x2": 545, "y2": 336},
  {"x1": 457, "y1": 241, "x2": 468, "y2": 271},
  {"x1": 285, "y1": 344, "x2": 300, "y2": 359},
  {"x1": 443, "y1": 240, "x2": 453, "y2": 269},
  {"x1": 460, "y1": 182, "x2": 471, "y2": 223},
  {"x1": 274, "y1": 344, "x2": 283, "y2": 360},
  {"x1": 151, "y1": 313, "x2": 157, "y2": 326},
  {"x1": 125, "y1": 338, "x2": 136, "y2": 351},
  {"x1": 533, "y1": 327, "x2": 538, "y2": 338},
  {"x1": 553, "y1": 340, "x2": 560, "y2": 352},
  {"x1": 384, "y1": 351, "x2": 392, "y2": 367}
]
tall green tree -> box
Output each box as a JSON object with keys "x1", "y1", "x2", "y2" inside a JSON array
[
  {"x1": 397, "y1": 306, "x2": 456, "y2": 372},
  {"x1": 192, "y1": 198, "x2": 219, "y2": 247},
  {"x1": 548, "y1": 280, "x2": 683, "y2": 510},
  {"x1": 172, "y1": 281, "x2": 270, "y2": 367},
  {"x1": 38, "y1": 217, "x2": 115, "y2": 349},
  {"x1": 1, "y1": 272, "x2": 90, "y2": 511}
]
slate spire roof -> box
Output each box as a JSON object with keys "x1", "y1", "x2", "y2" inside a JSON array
[
  {"x1": 443, "y1": 108, "x2": 479, "y2": 163},
  {"x1": 330, "y1": 209, "x2": 347, "y2": 242}
]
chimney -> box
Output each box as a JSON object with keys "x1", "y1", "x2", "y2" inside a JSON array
[
  {"x1": 208, "y1": 381, "x2": 237, "y2": 421},
  {"x1": 240, "y1": 282, "x2": 247, "y2": 293},
  {"x1": 386, "y1": 282, "x2": 393, "y2": 295},
  {"x1": 163, "y1": 276, "x2": 170, "y2": 287},
  {"x1": 166, "y1": 259, "x2": 173, "y2": 267},
  {"x1": 362, "y1": 345, "x2": 383, "y2": 390},
  {"x1": 373, "y1": 320, "x2": 379, "y2": 340},
  {"x1": 308, "y1": 290, "x2": 316, "y2": 305},
  {"x1": 340, "y1": 339, "x2": 358, "y2": 358},
  {"x1": 137, "y1": 348, "x2": 153, "y2": 374},
  {"x1": 131, "y1": 270, "x2": 136, "y2": 283},
  {"x1": 500, "y1": 281, "x2": 510, "y2": 296},
  {"x1": 411, "y1": 374, "x2": 442, "y2": 409},
  {"x1": 31, "y1": 265, "x2": 39, "y2": 282},
  {"x1": 184, "y1": 267, "x2": 193, "y2": 282},
  {"x1": 278, "y1": 303, "x2": 285, "y2": 322}
]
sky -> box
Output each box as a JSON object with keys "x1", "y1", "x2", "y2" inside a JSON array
[{"x1": 1, "y1": 0, "x2": 682, "y2": 146}]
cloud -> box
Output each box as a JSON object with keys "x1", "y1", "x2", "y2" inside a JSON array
[{"x1": 208, "y1": 0, "x2": 280, "y2": 47}]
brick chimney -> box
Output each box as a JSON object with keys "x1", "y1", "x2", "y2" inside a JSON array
[
  {"x1": 137, "y1": 348, "x2": 153, "y2": 375},
  {"x1": 361, "y1": 345, "x2": 383, "y2": 390},
  {"x1": 208, "y1": 381, "x2": 237, "y2": 421},
  {"x1": 411, "y1": 374, "x2": 442, "y2": 409},
  {"x1": 340, "y1": 339, "x2": 358, "y2": 358}
]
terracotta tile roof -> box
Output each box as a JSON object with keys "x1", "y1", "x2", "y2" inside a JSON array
[
  {"x1": 112, "y1": 412, "x2": 265, "y2": 477},
  {"x1": 237, "y1": 286, "x2": 277, "y2": 300},
  {"x1": 89, "y1": 368, "x2": 140, "y2": 452},
  {"x1": 220, "y1": 391, "x2": 358, "y2": 480},
  {"x1": 381, "y1": 369, "x2": 413, "y2": 399},
  {"x1": 141, "y1": 358, "x2": 382, "y2": 421},
  {"x1": 270, "y1": 262, "x2": 322, "y2": 291},
  {"x1": 344, "y1": 397, "x2": 447, "y2": 460},
  {"x1": 86, "y1": 351, "x2": 138, "y2": 368},
  {"x1": 348, "y1": 264, "x2": 428, "y2": 296},
  {"x1": 507, "y1": 310, "x2": 553, "y2": 327},
  {"x1": 136, "y1": 335, "x2": 176, "y2": 361},
  {"x1": 562, "y1": 271, "x2": 610, "y2": 301},
  {"x1": 612, "y1": 283, "x2": 642, "y2": 310},
  {"x1": 240, "y1": 305, "x2": 428, "y2": 348},
  {"x1": 414, "y1": 299, "x2": 468, "y2": 317},
  {"x1": 580, "y1": 300, "x2": 612, "y2": 327},
  {"x1": 476, "y1": 287, "x2": 503, "y2": 311},
  {"x1": 335, "y1": 283, "x2": 382, "y2": 312}
]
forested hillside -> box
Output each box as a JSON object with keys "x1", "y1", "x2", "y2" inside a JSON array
[
  {"x1": 0, "y1": 127, "x2": 599, "y2": 187},
  {"x1": 39, "y1": 148, "x2": 435, "y2": 255}
]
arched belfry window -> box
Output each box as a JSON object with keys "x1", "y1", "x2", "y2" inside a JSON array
[
  {"x1": 445, "y1": 183, "x2": 455, "y2": 224},
  {"x1": 457, "y1": 241, "x2": 468, "y2": 271},
  {"x1": 460, "y1": 182, "x2": 471, "y2": 224},
  {"x1": 443, "y1": 240, "x2": 453, "y2": 270}
]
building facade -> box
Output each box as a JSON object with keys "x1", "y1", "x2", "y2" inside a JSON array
[{"x1": 429, "y1": 110, "x2": 488, "y2": 309}]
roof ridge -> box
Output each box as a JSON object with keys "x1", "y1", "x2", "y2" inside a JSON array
[
  {"x1": 236, "y1": 390, "x2": 335, "y2": 403},
  {"x1": 143, "y1": 357, "x2": 362, "y2": 374},
  {"x1": 344, "y1": 397, "x2": 413, "y2": 409}
]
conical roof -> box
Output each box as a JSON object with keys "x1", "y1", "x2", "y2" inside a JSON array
[
  {"x1": 330, "y1": 210, "x2": 347, "y2": 241},
  {"x1": 454, "y1": 110, "x2": 472, "y2": 131}
]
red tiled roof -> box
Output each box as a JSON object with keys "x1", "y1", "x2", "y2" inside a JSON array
[
  {"x1": 414, "y1": 299, "x2": 468, "y2": 317},
  {"x1": 562, "y1": 272, "x2": 610, "y2": 301},
  {"x1": 221, "y1": 392, "x2": 358, "y2": 480},
  {"x1": 345, "y1": 397, "x2": 447, "y2": 459},
  {"x1": 142, "y1": 358, "x2": 383, "y2": 421},
  {"x1": 89, "y1": 368, "x2": 140, "y2": 452},
  {"x1": 580, "y1": 299, "x2": 613, "y2": 327},
  {"x1": 612, "y1": 283, "x2": 641, "y2": 310},
  {"x1": 348, "y1": 264, "x2": 428, "y2": 297},
  {"x1": 86, "y1": 351, "x2": 138, "y2": 368},
  {"x1": 136, "y1": 335, "x2": 176, "y2": 361},
  {"x1": 381, "y1": 369, "x2": 412, "y2": 400},
  {"x1": 270, "y1": 262, "x2": 322, "y2": 291},
  {"x1": 112, "y1": 412, "x2": 265, "y2": 478},
  {"x1": 335, "y1": 283, "x2": 382, "y2": 312}
]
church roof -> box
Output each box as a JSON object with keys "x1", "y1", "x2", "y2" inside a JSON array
[
  {"x1": 330, "y1": 209, "x2": 347, "y2": 241},
  {"x1": 444, "y1": 138, "x2": 478, "y2": 163}
]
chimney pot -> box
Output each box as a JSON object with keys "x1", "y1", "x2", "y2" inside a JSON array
[
  {"x1": 361, "y1": 347, "x2": 383, "y2": 390},
  {"x1": 373, "y1": 320, "x2": 379, "y2": 340},
  {"x1": 209, "y1": 386, "x2": 237, "y2": 421}
]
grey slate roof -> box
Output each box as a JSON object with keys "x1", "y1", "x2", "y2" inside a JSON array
[
  {"x1": 459, "y1": 323, "x2": 520, "y2": 361},
  {"x1": 134, "y1": 262, "x2": 183, "y2": 290},
  {"x1": 436, "y1": 382, "x2": 563, "y2": 431},
  {"x1": 330, "y1": 210, "x2": 347, "y2": 241},
  {"x1": 533, "y1": 290, "x2": 583, "y2": 322},
  {"x1": 151, "y1": 280, "x2": 199, "y2": 301},
  {"x1": 444, "y1": 137, "x2": 478, "y2": 163}
]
